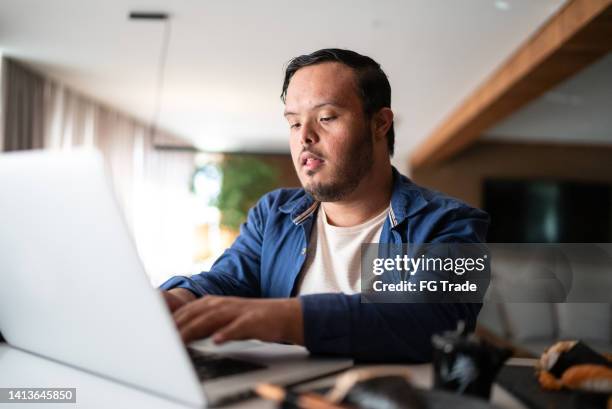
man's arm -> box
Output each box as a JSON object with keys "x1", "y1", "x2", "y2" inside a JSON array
[
  {"x1": 300, "y1": 294, "x2": 480, "y2": 362},
  {"x1": 300, "y1": 206, "x2": 490, "y2": 362},
  {"x1": 161, "y1": 195, "x2": 488, "y2": 360},
  {"x1": 167, "y1": 205, "x2": 489, "y2": 357},
  {"x1": 159, "y1": 193, "x2": 304, "y2": 345}
]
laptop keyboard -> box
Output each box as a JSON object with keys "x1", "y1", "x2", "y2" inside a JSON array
[{"x1": 187, "y1": 348, "x2": 266, "y2": 382}]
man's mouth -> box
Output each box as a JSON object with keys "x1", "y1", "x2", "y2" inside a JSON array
[{"x1": 301, "y1": 153, "x2": 325, "y2": 172}]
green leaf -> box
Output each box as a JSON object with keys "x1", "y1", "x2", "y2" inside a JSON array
[{"x1": 217, "y1": 155, "x2": 279, "y2": 230}]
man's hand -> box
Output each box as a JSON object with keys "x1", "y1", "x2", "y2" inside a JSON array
[
  {"x1": 172, "y1": 296, "x2": 304, "y2": 346},
  {"x1": 161, "y1": 288, "x2": 197, "y2": 313}
]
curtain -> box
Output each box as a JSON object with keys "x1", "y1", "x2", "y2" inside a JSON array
[
  {"x1": 1, "y1": 57, "x2": 196, "y2": 285},
  {"x1": 2, "y1": 57, "x2": 45, "y2": 151}
]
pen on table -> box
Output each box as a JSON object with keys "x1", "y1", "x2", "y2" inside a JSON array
[{"x1": 254, "y1": 383, "x2": 347, "y2": 409}]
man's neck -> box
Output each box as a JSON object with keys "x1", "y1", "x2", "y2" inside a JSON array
[{"x1": 321, "y1": 165, "x2": 393, "y2": 227}]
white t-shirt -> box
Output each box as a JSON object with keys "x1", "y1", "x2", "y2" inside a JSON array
[{"x1": 296, "y1": 204, "x2": 389, "y2": 295}]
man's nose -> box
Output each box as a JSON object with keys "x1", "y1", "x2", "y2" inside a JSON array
[{"x1": 298, "y1": 121, "x2": 319, "y2": 146}]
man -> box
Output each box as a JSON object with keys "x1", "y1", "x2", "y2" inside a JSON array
[{"x1": 161, "y1": 49, "x2": 489, "y2": 362}]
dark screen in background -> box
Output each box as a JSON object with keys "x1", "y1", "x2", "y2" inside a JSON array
[{"x1": 483, "y1": 180, "x2": 612, "y2": 243}]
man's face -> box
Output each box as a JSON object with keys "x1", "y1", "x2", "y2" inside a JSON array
[{"x1": 284, "y1": 62, "x2": 374, "y2": 202}]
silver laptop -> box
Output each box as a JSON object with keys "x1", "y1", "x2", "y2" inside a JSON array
[{"x1": 0, "y1": 148, "x2": 352, "y2": 408}]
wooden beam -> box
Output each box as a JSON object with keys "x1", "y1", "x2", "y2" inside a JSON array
[{"x1": 410, "y1": 0, "x2": 612, "y2": 170}]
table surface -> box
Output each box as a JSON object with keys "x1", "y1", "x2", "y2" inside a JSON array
[{"x1": 0, "y1": 343, "x2": 530, "y2": 409}]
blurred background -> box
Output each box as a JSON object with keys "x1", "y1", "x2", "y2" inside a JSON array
[{"x1": 1, "y1": 0, "x2": 611, "y2": 354}]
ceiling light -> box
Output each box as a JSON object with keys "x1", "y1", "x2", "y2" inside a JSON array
[{"x1": 128, "y1": 12, "x2": 168, "y2": 20}]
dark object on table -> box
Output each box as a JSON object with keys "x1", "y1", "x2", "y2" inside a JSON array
[
  {"x1": 0, "y1": 331, "x2": 5, "y2": 343},
  {"x1": 341, "y1": 377, "x2": 501, "y2": 409},
  {"x1": 341, "y1": 376, "x2": 427, "y2": 409},
  {"x1": 322, "y1": 367, "x2": 501, "y2": 409},
  {"x1": 497, "y1": 365, "x2": 610, "y2": 409},
  {"x1": 432, "y1": 321, "x2": 512, "y2": 399}
]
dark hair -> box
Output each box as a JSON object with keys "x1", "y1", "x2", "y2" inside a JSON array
[{"x1": 281, "y1": 48, "x2": 395, "y2": 156}]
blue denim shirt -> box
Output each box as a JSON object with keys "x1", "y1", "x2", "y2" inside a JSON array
[{"x1": 160, "y1": 168, "x2": 489, "y2": 362}]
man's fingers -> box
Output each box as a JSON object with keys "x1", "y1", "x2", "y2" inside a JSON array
[
  {"x1": 179, "y1": 313, "x2": 218, "y2": 343},
  {"x1": 173, "y1": 304, "x2": 198, "y2": 328},
  {"x1": 178, "y1": 307, "x2": 236, "y2": 344},
  {"x1": 173, "y1": 299, "x2": 210, "y2": 327},
  {"x1": 170, "y1": 297, "x2": 300, "y2": 345},
  {"x1": 161, "y1": 291, "x2": 183, "y2": 313},
  {"x1": 212, "y1": 316, "x2": 250, "y2": 344},
  {"x1": 173, "y1": 295, "x2": 225, "y2": 326},
  {"x1": 170, "y1": 296, "x2": 274, "y2": 344}
]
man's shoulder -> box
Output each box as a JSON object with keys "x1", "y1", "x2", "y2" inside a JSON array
[
  {"x1": 393, "y1": 172, "x2": 490, "y2": 242},
  {"x1": 395, "y1": 172, "x2": 487, "y2": 219},
  {"x1": 407, "y1": 180, "x2": 473, "y2": 210},
  {"x1": 257, "y1": 187, "x2": 308, "y2": 212}
]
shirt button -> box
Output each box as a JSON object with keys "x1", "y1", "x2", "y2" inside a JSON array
[{"x1": 301, "y1": 247, "x2": 307, "y2": 255}]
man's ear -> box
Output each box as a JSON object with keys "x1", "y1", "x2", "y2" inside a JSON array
[{"x1": 372, "y1": 108, "x2": 394, "y2": 141}]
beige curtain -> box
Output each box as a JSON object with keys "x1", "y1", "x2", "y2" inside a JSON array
[
  {"x1": 1, "y1": 57, "x2": 196, "y2": 284},
  {"x1": 42, "y1": 81, "x2": 147, "y2": 226}
]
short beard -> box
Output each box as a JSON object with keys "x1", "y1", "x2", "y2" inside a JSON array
[{"x1": 304, "y1": 128, "x2": 374, "y2": 202}]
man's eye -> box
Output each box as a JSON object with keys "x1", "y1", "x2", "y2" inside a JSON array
[
  {"x1": 290, "y1": 123, "x2": 301, "y2": 129},
  {"x1": 320, "y1": 116, "x2": 336, "y2": 123}
]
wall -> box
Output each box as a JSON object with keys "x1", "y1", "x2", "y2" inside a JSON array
[{"x1": 411, "y1": 140, "x2": 612, "y2": 208}]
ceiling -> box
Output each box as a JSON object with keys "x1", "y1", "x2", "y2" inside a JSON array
[
  {"x1": 486, "y1": 51, "x2": 612, "y2": 144},
  {"x1": 0, "y1": 0, "x2": 568, "y2": 172}
]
